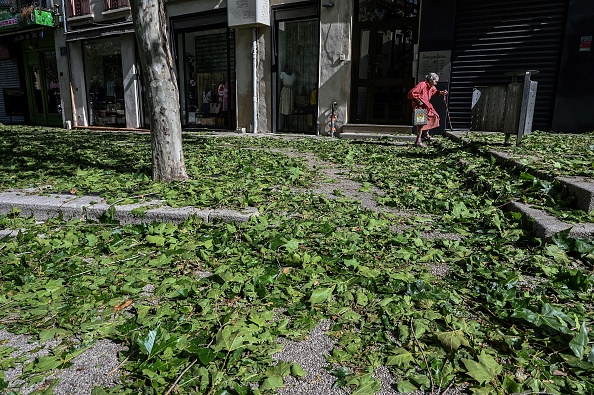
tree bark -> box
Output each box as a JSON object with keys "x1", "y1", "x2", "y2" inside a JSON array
[{"x1": 130, "y1": 0, "x2": 188, "y2": 182}]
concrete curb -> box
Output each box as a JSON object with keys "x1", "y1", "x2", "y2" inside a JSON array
[
  {"x1": 338, "y1": 132, "x2": 416, "y2": 142},
  {"x1": 0, "y1": 190, "x2": 258, "y2": 225},
  {"x1": 557, "y1": 176, "x2": 594, "y2": 213},
  {"x1": 445, "y1": 130, "x2": 594, "y2": 240},
  {"x1": 507, "y1": 201, "x2": 594, "y2": 240}
]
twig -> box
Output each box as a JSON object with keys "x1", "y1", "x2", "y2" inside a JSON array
[
  {"x1": 165, "y1": 359, "x2": 197, "y2": 395},
  {"x1": 410, "y1": 317, "x2": 435, "y2": 394},
  {"x1": 439, "y1": 378, "x2": 455, "y2": 395},
  {"x1": 459, "y1": 294, "x2": 498, "y2": 319},
  {"x1": 111, "y1": 254, "x2": 145, "y2": 266},
  {"x1": 71, "y1": 269, "x2": 93, "y2": 277},
  {"x1": 107, "y1": 352, "x2": 134, "y2": 376}
]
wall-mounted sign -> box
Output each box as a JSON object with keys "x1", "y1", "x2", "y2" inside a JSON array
[
  {"x1": 417, "y1": 50, "x2": 451, "y2": 83},
  {"x1": 0, "y1": 10, "x2": 19, "y2": 30},
  {"x1": 0, "y1": 8, "x2": 55, "y2": 31},
  {"x1": 580, "y1": 36, "x2": 592, "y2": 52},
  {"x1": 33, "y1": 10, "x2": 54, "y2": 27},
  {"x1": 228, "y1": 0, "x2": 270, "y2": 28}
]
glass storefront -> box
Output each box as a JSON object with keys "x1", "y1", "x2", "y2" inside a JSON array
[
  {"x1": 276, "y1": 16, "x2": 319, "y2": 133},
  {"x1": 83, "y1": 37, "x2": 125, "y2": 127},
  {"x1": 177, "y1": 27, "x2": 235, "y2": 129}
]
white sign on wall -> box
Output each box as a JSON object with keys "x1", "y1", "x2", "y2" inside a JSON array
[
  {"x1": 417, "y1": 51, "x2": 451, "y2": 83},
  {"x1": 228, "y1": 0, "x2": 270, "y2": 28}
]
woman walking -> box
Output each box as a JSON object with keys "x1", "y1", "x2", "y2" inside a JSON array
[{"x1": 407, "y1": 73, "x2": 448, "y2": 147}]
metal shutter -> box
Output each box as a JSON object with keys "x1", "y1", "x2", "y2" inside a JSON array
[
  {"x1": 0, "y1": 58, "x2": 24, "y2": 124},
  {"x1": 449, "y1": 0, "x2": 567, "y2": 131}
]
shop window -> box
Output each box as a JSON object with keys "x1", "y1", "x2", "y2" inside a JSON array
[
  {"x1": 277, "y1": 18, "x2": 319, "y2": 133},
  {"x1": 83, "y1": 38, "x2": 125, "y2": 127},
  {"x1": 178, "y1": 27, "x2": 235, "y2": 129},
  {"x1": 44, "y1": 52, "x2": 61, "y2": 114}
]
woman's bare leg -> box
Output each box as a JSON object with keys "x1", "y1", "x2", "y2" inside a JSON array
[{"x1": 415, "y1": 125, "x2": 424, "y2": 146}]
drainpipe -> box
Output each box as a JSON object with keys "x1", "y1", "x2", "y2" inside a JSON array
[
  {"x1": 60, "y1": 0, "x2": 67, "y2": 33},
  {"x1": 252, "y1": 27, "x2": 258, "y2": 133}
]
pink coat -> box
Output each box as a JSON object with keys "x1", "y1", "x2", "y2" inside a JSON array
[{"x1": 407, "y1": 81, "x2": 440, "y2": 130}]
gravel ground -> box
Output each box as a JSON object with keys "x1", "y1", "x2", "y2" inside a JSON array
[
  {"x1": 273, "y1": 321, "x2": 347, "y2": 395},
  {"x1": 276, "y1": 148, "x2": 401, "y2": 216},
  {"x1": 272, "y1": 322, "x2": 467, "y2": 395},
  {"x1": 278, "y1": 147, "x2": 461, "y2": 241},
  {"x1": 0, "y1": 330, "x2": 125, "y2": 394}
]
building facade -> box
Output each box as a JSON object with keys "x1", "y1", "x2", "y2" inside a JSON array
[
  {"x1": 0, "y1": 0, "x2": 60, "y2": 125},
  {"x1": 1, "y1": 0, "x2": 593, "y2": 134}
]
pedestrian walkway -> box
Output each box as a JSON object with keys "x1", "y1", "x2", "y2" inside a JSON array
[
  {"x1": 1, "y1": 131, "x2": 593, "y2": 240},
  {"x1": 1, "y1": 130, "x2": 592, "y2": 394}
]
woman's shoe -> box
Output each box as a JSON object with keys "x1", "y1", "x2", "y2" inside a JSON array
[{"x1": 414, "y1": 141, "x2": 426, "y2": 147}]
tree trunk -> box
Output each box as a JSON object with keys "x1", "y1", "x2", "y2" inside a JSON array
[{"x1": 130, "y1": 0, "x2": 188, "y2": 182}]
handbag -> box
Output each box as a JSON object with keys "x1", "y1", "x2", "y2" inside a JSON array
[{"x1": 413, "y1": 107, "x2": 428, "y2": 125}]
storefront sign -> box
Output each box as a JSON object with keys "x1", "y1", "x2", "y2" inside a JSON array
[
  {"x1": 0, "y1": 8, "x2": 55, "y2": 31},
  {"x1": 417, "y1": 50, "x2": 451, "y2": 83},
  {"x1": 33, "y1": 10, "x2": 54, "y2": 27},
  {"x1": 580, "y1": 36, "x2": 592, "y2": 52},
  {"x1": 0, "y1": 11, "x2": 19, "y2": 30}
]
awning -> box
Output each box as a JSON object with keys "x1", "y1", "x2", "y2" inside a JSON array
[
  {"x1": 65, "y1": 21, "x2": 134, "y2": 42},
  {"x1": 0, "y1": 26, "x2": 44, "y2": 39}
]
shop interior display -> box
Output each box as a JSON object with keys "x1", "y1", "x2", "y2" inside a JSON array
[
  {"x1": 88, "y1": 54, "x2": 126, "y2": 127},
  {"x1": 181, "y1": 29, "x2": 235, "y2": 128},
  {"x1": 277, "y1": 19, "x2": 319, "y2": 133},
  {"x1": 186, "y1": 72, "x2": 228, "y2": 126}
]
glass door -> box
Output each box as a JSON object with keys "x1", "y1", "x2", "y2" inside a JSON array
[
  {"x1": 83, "y1": 38, "x2": 125, "y2": 127},
  {"x1": 273, "y1": 5, "x2": 320, "y2": 133},
  {"x1": 176, "y1": 26, "x2": 236, "y2": 129},
  {"x1": 29, "y1": 63, "x2": 44, "y2": 122},
  {"x1": 24, "y1": 51, "x2": 62, "y2": 126},
  {"x1": 353, "y1": 25, "x2": 415, "y2": 124},
  {"x1": 43, "y1": 52, "x2": 62, "y2": 120},
  {"x1": 351, "y1": 0, "x2": 418, "y2": 124}
]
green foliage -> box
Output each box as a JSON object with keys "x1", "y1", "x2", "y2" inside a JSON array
[{"x1": 0, "y1": 127, "x2": 593, "y2": 393}]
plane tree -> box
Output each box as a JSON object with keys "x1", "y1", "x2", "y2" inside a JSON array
[{"x1": 130, "y1": 0, "x2": 188, "y2": 182}]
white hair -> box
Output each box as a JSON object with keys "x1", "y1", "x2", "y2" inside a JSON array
[{"x1": 425, "y1": 73, "x2": 440, "y2": 81}]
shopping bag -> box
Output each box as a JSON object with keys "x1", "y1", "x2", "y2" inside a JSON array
[{"x1": 413, "y1": 108, "x2": 428, "y2": 125}]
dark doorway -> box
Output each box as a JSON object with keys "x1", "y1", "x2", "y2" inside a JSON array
[
  {"x1": 351, "y1": 0, "x2": 419, "y2": 125},
  {"x1": 23, "y1": 49, "x2": 62, "y2": 126}
]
